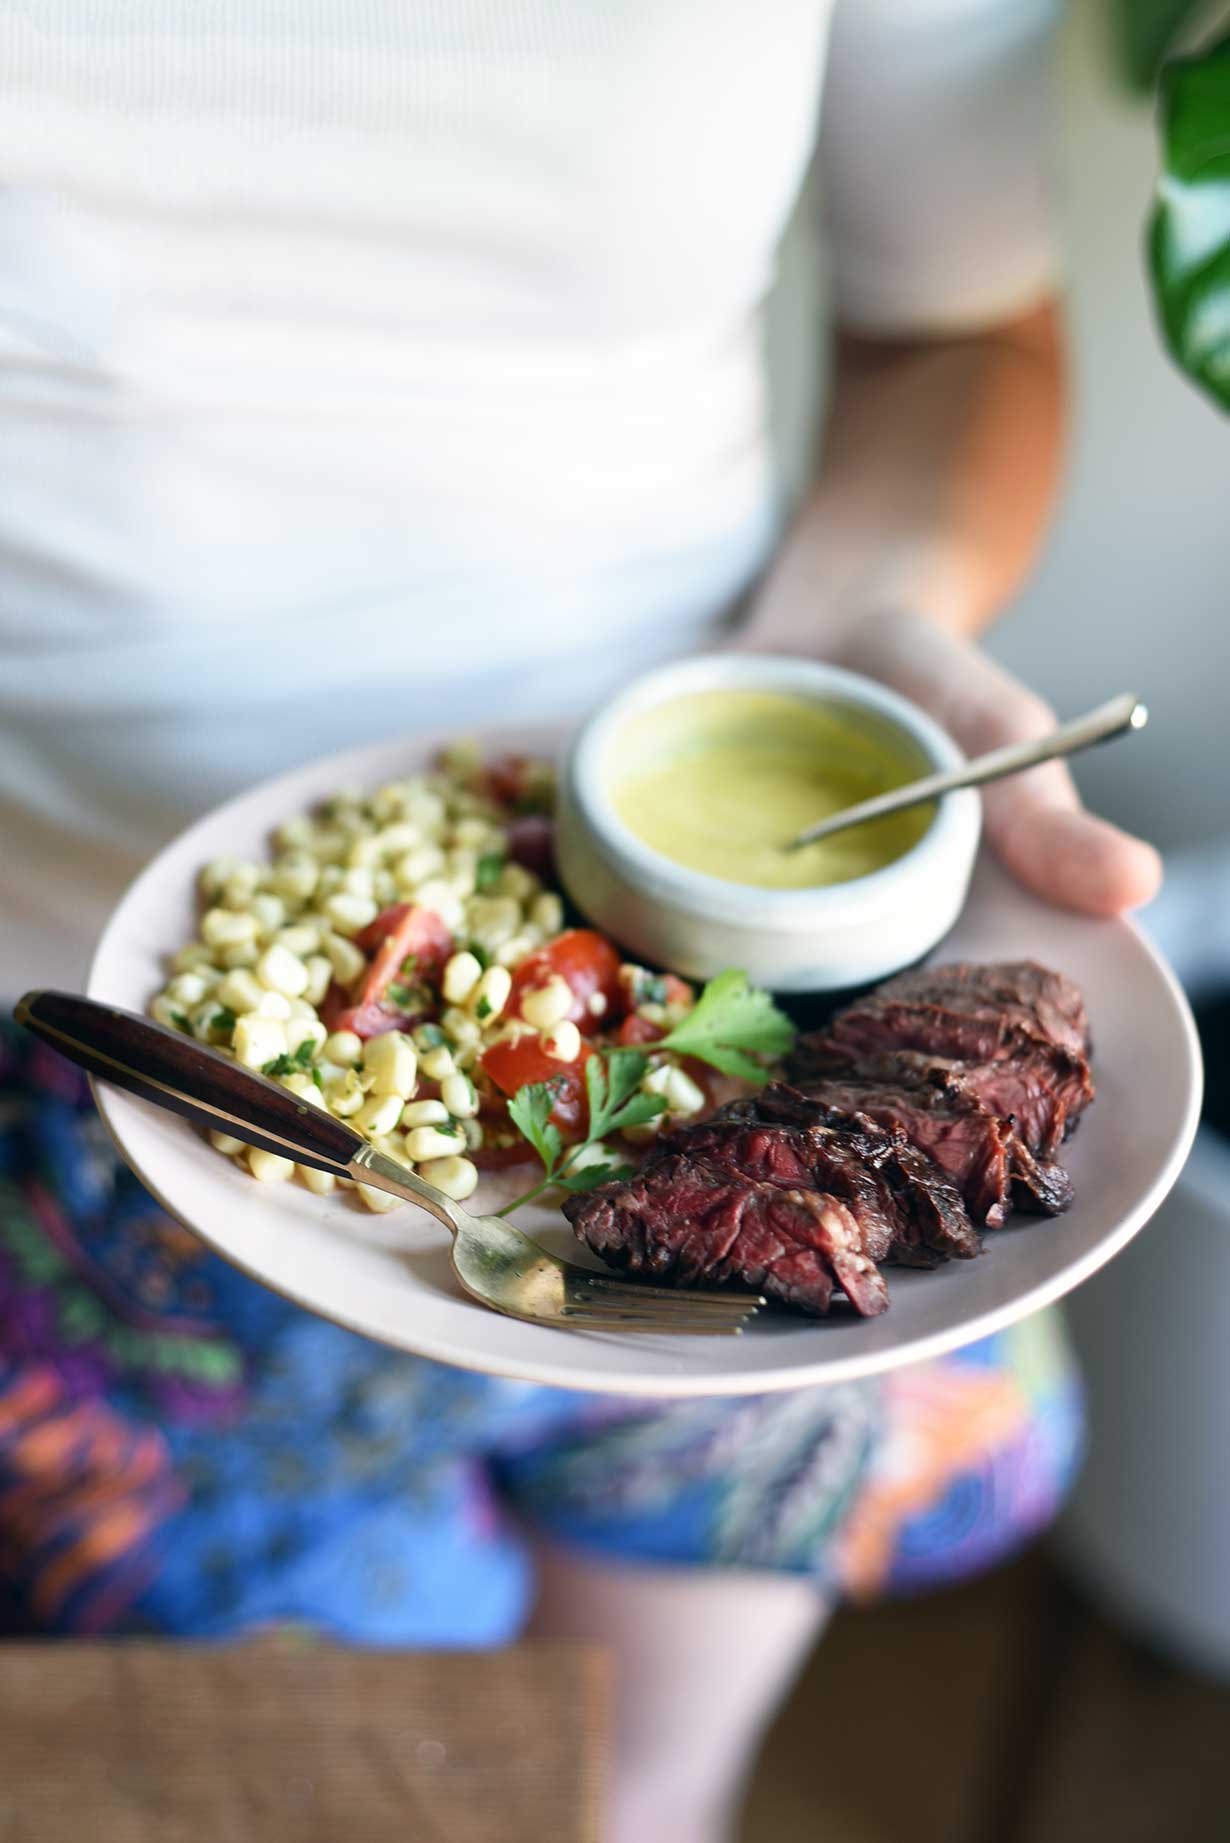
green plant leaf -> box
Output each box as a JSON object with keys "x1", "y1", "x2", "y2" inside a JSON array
[
  {"x1": 1116, "y1": 0, "x2": 1209, "y2": 91},
  {"x1": 506, "y1": 1080, "x2": 564, "y2": 1178},
  {"x1": 658, "y1": 969, "x2": 795, "y2": 1084},
  {"x1": 1148, "y1": 32, "x2": 1230, "y2": 410}
]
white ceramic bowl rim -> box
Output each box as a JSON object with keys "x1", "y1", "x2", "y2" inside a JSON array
[{"x1": 570, "y1": 653, "x2": 976, "y2": 926}]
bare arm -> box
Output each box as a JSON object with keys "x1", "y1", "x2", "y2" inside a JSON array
[{"x1": 736, "y1": 304, "x2": 1160, "y2": 916}]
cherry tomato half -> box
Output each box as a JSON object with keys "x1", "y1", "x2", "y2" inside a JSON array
[
  {"x1": 509, "y1": 929, "x2": 623, "y2": 1036},
  {"x1": 480, "y1": 1034, "x2": 595, "y2": 1143},
  {"x1": 322, "y1": 904, "x2": 454, "y2": 1039}
]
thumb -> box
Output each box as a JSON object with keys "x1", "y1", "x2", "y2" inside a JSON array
[{"x1": 835, "y1": 610, "x2": 1162, "y2": 919}]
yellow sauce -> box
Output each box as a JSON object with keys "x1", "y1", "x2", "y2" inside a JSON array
[{"x1": 612, "y1": 689, "x2": 933, "y2": 890}]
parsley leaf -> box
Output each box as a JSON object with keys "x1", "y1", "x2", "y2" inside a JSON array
[
  {"x1": 658, "y1": 969, "x2": 794, "y2": 1083},
  {"x1": 293, "y1": 1038, "x2": 316, "y2": 1068},
  {"x1": 584, "y1": 1050, "x2": 664, "y2": 1140},
  {"x1": 170, "y1": 1009, "x2": 192, "y2": 1032},
  {"x1": 467, "y1": 940, "x2": 492, "y2": 971},
  {"x1": 475, "y1": 853, "x2": 505, "y2": 892},
  {"x1": 211, "y1": 1006, "x2": 238, "y2": 1035},
  {"x1": 506, "y1": 1080, "x2": 564, "y2": 1181},
  {"x1": 262, "y1": 1053, "x2": 296, "y2": 1078}
]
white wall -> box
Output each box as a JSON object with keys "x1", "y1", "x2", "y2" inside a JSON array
[{"x1": 987, "y1": 3, "x2": 1229, "y2": 857}]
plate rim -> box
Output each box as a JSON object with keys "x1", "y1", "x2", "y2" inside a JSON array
[{"x1": 87, "y1": 723, "x2": 1205, "y2": 1396}]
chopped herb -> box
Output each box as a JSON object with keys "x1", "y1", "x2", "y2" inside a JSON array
[
  {"x1": 386, "y1": 982, "x2": 415, "y2": 1009},
  {"x1": 261, "y1": 1053, "x2": 296, "y2": 1078},
  {"x1": 658, "y1": 969, "x2": 795, "y2": 1083},
  {"x1": 310, "y1": 1066, "x2": 324, "y2": 1091},
  {"x1": 475, "y1": 853, "x2": 505, "y2": 892},
  {"x1": 475, "y1": 996, "x2": 493, "y2": 1021},
  {"x1": 467, "y1": 940, "x2": 492, "y2": 970},
  {"x1": 293, "y1": 1038, "x2": 316, "y2": 1068},
  {"x1": 417, "y1": 1023, "x2": 446, "y2": 1049},
  {"x1": 399, "y1": 955, "x2": 419, "y2": 976},
  {"x1": 211, "y1": 1007, "x2": 238, "y2": 1034},
  {"x1": 170, "y1": 1010, "x2": 192, "y2": 1032}
]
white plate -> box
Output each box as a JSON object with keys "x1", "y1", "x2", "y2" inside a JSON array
[{"x1": 89, "y1": 724, "x2": 1204, "y2": 1397}]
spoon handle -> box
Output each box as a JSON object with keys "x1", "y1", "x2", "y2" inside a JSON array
[{"x1": 788, "y1": 692, "x2": 1148, "y2": 851}]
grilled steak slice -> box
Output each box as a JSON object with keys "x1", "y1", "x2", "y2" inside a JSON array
[
  {"x1": 795, "y1": 960, "x2": 1094, "y2": 1157},
  {"x1": 1009, "y1": 1138, "x2": 1075, "y2": 1215},
  {"x1": 672, "y1": 1086, "x2": 981, "y2": 1264},
  {"x1": 788, "y1": 1059, "x2": 1014, "y2": 1229},
  {"x1": 563, "y1": 1154, "x2": 890, "y2": 1316}
]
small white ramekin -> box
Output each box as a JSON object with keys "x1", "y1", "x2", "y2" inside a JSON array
[{"x1": 556, "y1": 653, "x2": 981, "y2": 993}]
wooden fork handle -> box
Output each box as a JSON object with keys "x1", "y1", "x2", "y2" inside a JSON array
[{"x1": 16, "y1": 988, "x2": 362, "y2": 1174}]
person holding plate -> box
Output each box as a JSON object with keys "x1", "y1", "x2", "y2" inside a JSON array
[{"x1": 0, "y1": 3, "x2": 1160, "y2": 1840}]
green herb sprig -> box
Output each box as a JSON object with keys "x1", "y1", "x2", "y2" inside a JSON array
[{"x1": 496, "y1": 970, "x2": 794, "y2": 1215}]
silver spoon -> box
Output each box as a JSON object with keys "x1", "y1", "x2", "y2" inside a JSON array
[{"x1": 787, "y1": 692, "x2": 1148, "y2": 852}]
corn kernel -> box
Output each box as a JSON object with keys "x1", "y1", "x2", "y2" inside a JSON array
[
  {"x1": 248, "y1": 1147, "x2": 295, "y2": 1183},
  {"x1": 469, "y1": 964, "x2": 511, "y2": 1025},
  {"x1": 234, "y1": 1015, "x2": 287, "y2": 1069},
  {"x1": 299, "y1": 1165, "x2": 337, "y2": 1196},
  {"x1": 151, "y1": 994, "x2": 190, "y2": 1031},
  {"x1": 323, "y1": 892, "x2": 378, "y2": 937},
  {"x1": 271, "y1": 853, "x2": 319, "y2": 903},
  {"x1": 405, "y1": 1124, "x2": 467, "y2": 1163},
  {"x1": 528, "y1": 891, "x2": 564, "y2": 935},
  {"x1": 419, "y1": 1043, "x2": 457, "y2": 1081},
  {"x1": 417, "y1": 1155, "x2": 478, "y2": 1202},
  {"x1": 303, "y1": 954, "x2": 333, "y2": 1006},
  {"x1": 221, "y1": 864, "x2": 262, "y2": 909},
  {"x1": 664, "y1": 1067, "x2": 707, "y2": 1116},
  {"x1": 249, "y1": 892, "x2": 286, "y2": 937},
  {"x1": 363, "y1": 1032, "x2": 418, "y2": 1099},
  {"x1": 166, "y1": 971, "x2": 211, "y2": 1007},
  {"x1": 326, "y1": 1070, "x2": 366, "y2": 1117},
  {"x1": 325, "y1": 1029, "x2": 363, "y2": 1067},
  {"x1": 209, "y1": 1130, "x2": 246, "y2": 1156},
  {"x1": 256, "y1": 990, "x2": 293, "y2": 1021},
  {"x1": 440, "y1": 1071, "x2": 479, "y2": 1118},
  {"x1": 216, "y1": 968, "x2": 265, "y2": 1015},
  {"x1": 217, "y1": 940, "x2": 260, "y2": 970},
  {"x1": 519, "y1": 974, "x2": 573, "y2": 1032},
  {"x1": 442, "y1": 950, "x2": 483, "y2": 1005},
  {"x1": 257, "y1": 942, "x2": 310, "y2": 998},
  {"x1": 285, "y1": 1015, "x2": 327, "y2": 1059},
  {"x1": 276, "y1": 922, "x2": 320, "y2": 957},
  {"x1": 357, "y1": 1182, "x2": 402, "y2": 1214},
  {"x1": 356, "y1": 1092, "x2": 406, "y2": 1139},
  {"x1": 402, "y1": 1098, "x2": 450, "y2": 1127},
  {"x1": 324, "y1": 932, "x2": 367, "y2": 987},
  {"x1": 541, "y1": 1020, "x2": 581, "y2": 1063},
  {"x1": 172, "y1": 943, "x2": 221, "y2": 975},
  {"x1": 201, "y1": 907, "x2": 258, "y2": 948},
  {"x1": 396, "y1": 843, "x2": 445, "y2": 887},
  {"x1": 497, "y1": 863, "x2": 539, "y2": 904}
]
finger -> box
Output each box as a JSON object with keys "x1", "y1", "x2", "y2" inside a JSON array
[
  {"x1": 982, "y1": 765, "x2": 1162, "y2": 918},
  {"x1": 834, "y1": 610, "x2": 1161, "y2": 917}
]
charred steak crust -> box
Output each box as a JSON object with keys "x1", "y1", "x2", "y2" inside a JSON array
[
  {"x1": 719, "y1": 1085, "x2": 981, "y2": 1263},
  {"x1": 562, "y1": 1154, "x2": 890, "y2": 1318},
  {"x1": 792, "y1": 960, "x2": 1094, "y2": 1162},
  {"x1": 786, "y1": 1057, "x2": 1015, "y2": 1229}
]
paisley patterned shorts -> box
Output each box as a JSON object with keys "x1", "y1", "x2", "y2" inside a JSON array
[{"x1": 0, "y1": 1021, "x2": 1082, "y2": 1640}]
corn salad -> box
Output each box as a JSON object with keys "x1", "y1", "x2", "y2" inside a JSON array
[{"x1": 152, "y1": 744, "x2": 705, "y2": 1212}]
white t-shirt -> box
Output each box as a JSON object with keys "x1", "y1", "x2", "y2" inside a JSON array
[{"x1": 0, "y1": 0, "x2": 1060, "y2": 991}]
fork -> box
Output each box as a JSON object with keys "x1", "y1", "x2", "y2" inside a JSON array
[{"x1": 15, "y1": 990, "x2": 763, "y2": 1336}]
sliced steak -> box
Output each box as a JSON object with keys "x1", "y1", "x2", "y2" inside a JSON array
[
  {"x1": 684, "y1": 1085, "x2": 981, "y2": 1264},
  {"x1": 563, "y1": 1153, "x2": 890, "y2": 1317},
  {"x1": 789, "y1": 1058, "x2": 1014, "y2": 1229},
  {"x1": 795, "y1": 960, "x2": 1094, "y2": 1157}
]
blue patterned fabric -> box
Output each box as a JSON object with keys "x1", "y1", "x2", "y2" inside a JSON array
[{"x1": 0, "y1": 1020, "x2": 1083, "y2": 1639}]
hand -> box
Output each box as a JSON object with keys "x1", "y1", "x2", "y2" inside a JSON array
[{"x1": 826, "y1": 610, "x2": 1160, "y2": 917}]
